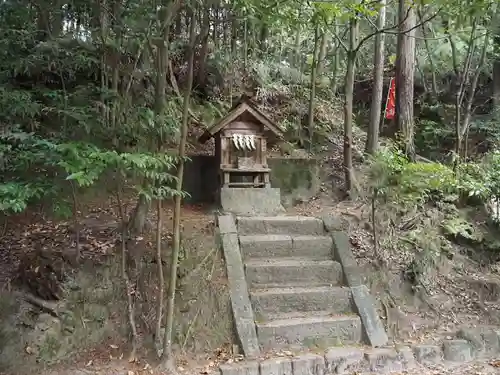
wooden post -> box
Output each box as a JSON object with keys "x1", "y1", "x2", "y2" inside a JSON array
[{"x1": 261, "y1": 138, "x2": 267, "y2": 167}]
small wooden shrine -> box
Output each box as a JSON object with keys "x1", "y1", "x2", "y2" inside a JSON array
[{"x1": 198, "y1": 96, "x2": 283, "y2": 188}]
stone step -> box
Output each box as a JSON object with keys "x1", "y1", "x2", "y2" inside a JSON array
[
  {"x1": 237, "y1": 216, "x2": 324, "y2": 236},
  {"x1": 239, "y1": 234, "x2": 333, "y2": 260},
  {"x1": 256, "y1": 313, "x2": 362, "y2": 351},
  {"x1": 245, "y1": 258, "x2": 343, "y2": 288},
  {"x1": 251, "y1": 286, "x2": 353, "y2": 320}
]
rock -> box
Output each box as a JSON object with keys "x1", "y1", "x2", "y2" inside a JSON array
[
  {"x1": 217, "y1": 215, "x2": 237, "y2": 234},
  {"x1": 365, "y1": 347, "x2": 414, "y2": 373},
  {"x1": 462, "y1": 276, "x2": 500, "y2": 302},
  {"x1": 324, "y1": 347, "x2": 364, "y2": 374},
  {"x1": 413, "y1": 344, "x2": 442, "y2": 364},
  {"x1": 219, "y1": 361, "x2": 259, "y2": 375},
  {"x1": 260, "y1": 357, "x2": 292, "y2": 375},
  {"x1": 34, "y1": 313, "x2": 60, "y2": 331},
  {"x1": 350, "y1": 285, "x2": 388, "y2": 347},
  {"x1": 291, "y1": 353, "x2": 325, "y2": 375},
  {"x1": 443, "y1": 339, "x2": 473, "y2": 362},
  {"x1": 27, "y1": 313, "x2": 63, "y2": 358},
  {"x1": 321, "y1": 214, "x2": 345, "y2": 232},
  {"x1": 457, "y1": 327, "x2": 500, "y2": 358}
]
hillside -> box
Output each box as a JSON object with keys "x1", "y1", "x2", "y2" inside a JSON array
[{"x1": 2, "y1": 0, "x2": 500, "y2": 374}]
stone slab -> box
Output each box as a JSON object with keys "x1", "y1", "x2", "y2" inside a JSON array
[
  {"x1": 245, "y1": 258, "x2": 343, "y2": 288},
  {"x1": 322, "y1": 214, "x2": 346, "y2": 232},
  {"x1": 413, "y1": 344, "x2": 442, "y2": 364},
  {"x1": 260, "y1": 357, "x2": 292, "y2": 375},
  {"x1": 220, "y1": 230, "x2": 260, "y2": 358},
  {"x1": 251, "y1": 286, "x2": 353, "y2": 319},
  {"x1": 256, "y1": 315, "x2": 362, "y2": 351},
  {"x1": 442, "y1": 339, "x2": 472, "y2": 362},
  {"x1": 291, "y1": 354, "x2": 325, "y2": 375},
  {"x1": 218, "y1": 214, "x2": 237, "y2": 234},
  {"x1": 239, "y1": 235, "x2": 293, "y2": 259},
  {"x1": 365, "y1": 347, "x2": 414, "y2": 373},
  {"x1": 397, "y1": 346, "x2": 417, "y2": 369},
  {"x1": 457, "y1": 327, "x2": 500, "y2": 357},
  {"x1": 238, "y1": 216, "x2": 325, "y2": 236},
  {"x1": 220, "y1": 188, "x2": 285, "y2": 216},
  {"x1": 292, "y1": 236, "x2": 333, "y2": 259},
  {"x1": 239, "y1": 235, "x2": 332, "y2": 260},
  {"x1": 219, "y1": 361, "x2": 259, "y2": 375},
  {"x1": 324, "y1": 347, "x2": 364, "y2": 374},
  {"x1": 330, "y1": 231, "x2": 363, "y2": 287},
  {"x1": 351, "y1": 285, "x2": 388, "y2": 347}
]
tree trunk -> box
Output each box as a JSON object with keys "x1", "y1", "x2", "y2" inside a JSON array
[
  {"x1": 344, "y1": 18, "x2": 358, "y2": 195},
  {"x1": 458, "y1": 26, "x2": 490, "y2": 159},
  {"x1": 196, "y1": 0, "x2": 211, "y2": 89},
  {"x1": 454, "y1": 22, "x2": 477, "y2": 163},
  {"x1": 418, "y1": 8, "x2": 438, "y2": 96},
  {"x1": 128, "y1": 193, "x2": 150, "y2": 235},
  {"x1": 306, "y1": 23, "x2": 320, "y2": 150},
  {"x1": 395, "y1": 0, "x2": 416, "y2": 160},
  {"x1": 331, "y1": 23, "x2": 340, "y2": 94},
  {"x1": 293, "y1": 8, "x2": 302, "y2": 68},
  {"x1": 366, "y1": 0, "x2": 387, "y2": 154},
  {"x1": 161, "y1": 7, "x2": 196, "y2": 369},
  {"x1": 155, "y1": 199, "x2": 164, "y2": 353},
  {"x1": 316, "y1": 32, "x2": 329, "y2": 77}
]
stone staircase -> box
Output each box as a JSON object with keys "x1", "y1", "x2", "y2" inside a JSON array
[{"x1": 236, "y1": 216, "x2": 363, "y2": 352}]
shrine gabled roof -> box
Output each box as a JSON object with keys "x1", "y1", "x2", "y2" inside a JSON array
[{"x1": 198, "y1": 96, "x2": 284, "y2": 144}]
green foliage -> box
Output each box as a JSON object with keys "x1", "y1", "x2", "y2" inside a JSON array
[
  {"x1": 441, "y1": 216, "x2": 483, "y2": 243},
  {"x1": 370, "y1": 145, "x2": 500, "y2": 267},
  {"x1": 0, "y1": 130, "x2": 183, "y2": 216},
  {"x1": 369, "y1": 146, "x2": 500, "y2": 208}
]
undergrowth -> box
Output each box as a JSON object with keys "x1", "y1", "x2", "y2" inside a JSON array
[{"x1": 367, "y1": 145, "x2": 500, "y2": 287}]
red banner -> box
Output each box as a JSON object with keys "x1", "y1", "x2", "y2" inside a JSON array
[{"x1": 384, "y1": 77, "x2": 396, "y2": 120}]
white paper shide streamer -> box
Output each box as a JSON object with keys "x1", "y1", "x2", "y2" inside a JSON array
[{"x1": 232, "y1": 134, "x2": 256, "y2": 150}]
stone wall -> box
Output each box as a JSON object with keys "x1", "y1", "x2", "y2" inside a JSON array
[
  {"x1": 268, "y1": 157, "x2": 322, "y2": 207},
  {"x1": 181, "y1": 155, "x2": 321, "y2": 205}
]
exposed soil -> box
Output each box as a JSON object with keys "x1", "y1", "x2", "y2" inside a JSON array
[{"x1": 0, "y1": 192, "x2": 232, "y2": 375}]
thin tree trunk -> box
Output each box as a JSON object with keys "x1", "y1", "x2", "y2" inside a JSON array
[
  {"x1": 196, "y1": 0, "x2": 211, "y2": 88},
  {"x1": 155, "y1": 199, "x2": 164, "y2": 353},
  {"x1": 418, "y1": 8, "x2": 438, "y2": 96},
  {"x1": 331, "y1": 23, "x2": 340, "y2": 94},
  {"x1": 316, "y1": 32, "x2": 329, "y2": 77},
  {"x1": 307, "y1": 23, "x2": 320, "y2": 150},
  {"x1": 161, "y1": 7, "x2": 196, "y2": 369},
  {"x1": 459, "y1": 27, "x2": 490, "y2": 159},
  {"x1": 366, "y1": 0, "x2": 386, "y2": 154},
  {"x1": 293, "y1": 8, "x2": 302, "y2": 68},
  {"x1": 344, "y1": 18, "x2": 358, "y2": 195},
  {"x1": 454, "y1": 22, "x2": 477, "y2": 163},
  {"x1": 70, "y1": 181, "x2": 80, "y2": 263},
  {"x1": 116, "y1": 191, "x2": 138, "y2": 361}
]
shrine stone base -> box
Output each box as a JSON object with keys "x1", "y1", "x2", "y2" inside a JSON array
[{"x1": 219, "y1": 187, "x2": 285, "y2": 216}]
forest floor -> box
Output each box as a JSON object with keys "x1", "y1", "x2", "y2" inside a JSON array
[{"x1": 0, "y1": 193, "x2": 498, "y2": 375}]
